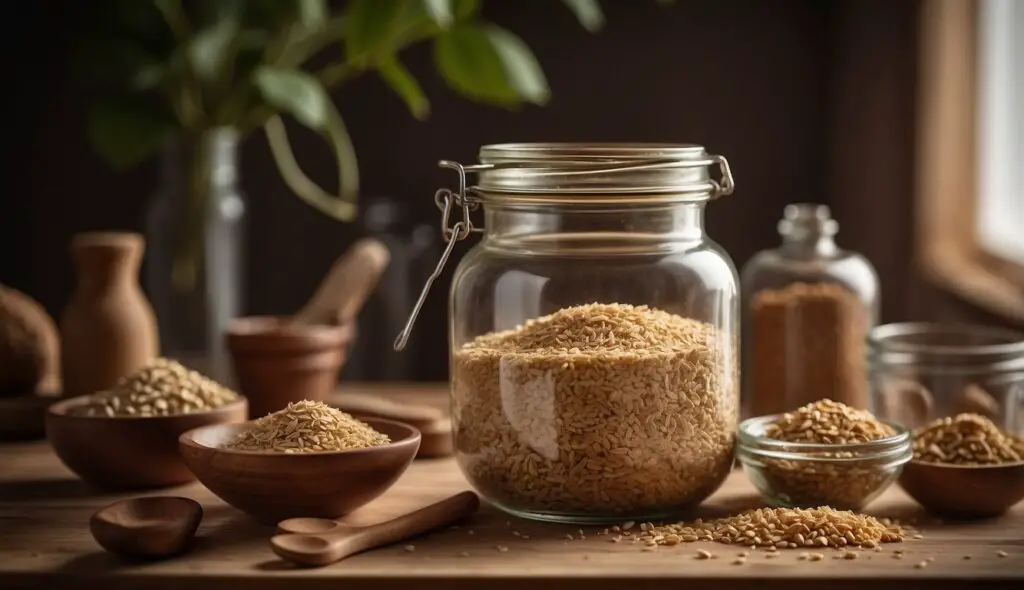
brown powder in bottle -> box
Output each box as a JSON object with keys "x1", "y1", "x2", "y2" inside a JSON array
[{"x1": 750, "y1": 282, "x2": 869, "y2": 416}]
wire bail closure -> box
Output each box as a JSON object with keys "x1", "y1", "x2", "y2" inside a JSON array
[{"x1": 392, "y1": 151, "x2": 736, "y2": 351}]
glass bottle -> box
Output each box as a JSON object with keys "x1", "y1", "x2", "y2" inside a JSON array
[
  {"x1": 396, "y1": 143, "x2": 739, "y2": 523},
  {"x1": 741, "y1": 204, "x2": 880, "y2": 417},
  {"x1": 143, "y1": 128, "x2": 246, "y2": 383}
]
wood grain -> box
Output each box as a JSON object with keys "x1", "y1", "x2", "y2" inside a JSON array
[{"x1": 1, "y1": 383, "x2": 1021, "y2": 590}]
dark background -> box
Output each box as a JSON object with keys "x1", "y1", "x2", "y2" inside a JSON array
[{"x1": 0, "y1": 0, "x2": 996, "y2": 381}]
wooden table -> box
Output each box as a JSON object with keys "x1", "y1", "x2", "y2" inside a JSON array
[{"x1": 1, "y1": 383, "x2": 1021, "y2": 589}]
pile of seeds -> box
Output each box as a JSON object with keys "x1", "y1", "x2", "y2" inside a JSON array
[
  {"x1": 69, "y1": 358, "x2": 238, "y2": 417},
  {"x1": 754, "y1": 399, "x2": 900, "y2": 509},
  {"x1": 749, "y1": 282, "x2": 869, "y2": 417},
  {"x1": 452, "y1": 303, "x2": 737, "y2": 515},
  {"x1": 226, "y1": 400, "x2": 390, "y2": 453},
  {"x1": 632, "y1": 506, "x2": 905, "y2": 549},
  {"x1": 912, "y1": 413, "x2": 1024, "y2": 465}
]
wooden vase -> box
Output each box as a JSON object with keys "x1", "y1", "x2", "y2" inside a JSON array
[{"x1": 60, "y1": 232, "x2": 159, "y2": 398}]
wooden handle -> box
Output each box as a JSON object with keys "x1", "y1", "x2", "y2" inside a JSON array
[
  {"x1": 335, "y1": 393, "x2": 444, "y2": 430},
  {"x1": 292, "y1": 238, "x2": 391, "y2": 326},
  {"x1": 270, "y1": 491, "x2": 479, "y2": 567}
]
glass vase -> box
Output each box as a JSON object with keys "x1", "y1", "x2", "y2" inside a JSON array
[{"x1": 143, "y1": 128, "x2": 246, "y2": 383}]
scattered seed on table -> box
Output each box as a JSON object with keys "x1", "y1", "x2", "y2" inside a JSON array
[
  {"x1": 404, "y1": 545, "x2": 415, "y2": 552},
  {"x1": 696, "y1": 549, "x2": 713, "y2": 560},
  {"x1": 915, "y1": 561, "x2": 928, "y2": 569},
  {"x1": 642, "y1": 546, "x2": 657, "y2": 552},
  {"x1": 737, "y1": 551, "x2": 749, "y2": 558},
  {"x1": 798, "y1": 552, "x2": 810, "y2": 561},
  {"x1": 997, "y1": 551, "x2": 1009, "y2": 558},
  {"x1": 459, "y1": 552, "x2": 470, "y2": 557},
  {"x1": 843, "y1": 551, "x2": 858, "y2": 560},
  {"x1": 496, "y1": 546, "x2": 509, "y2": 552},
  {"x1": 521, "y1": 534, "x2": 530, "y2": 540},
  {"x1": 963, "y1": 555, "x2": 972, "y2": 560},
  {"x1": 566, "y1": 534, "x2": 574, "y2": 541},
  {"x1": 913, "y1": 534, "x2": 924, "y2": 540},
  {"x1": 765, "y1": 553, "x2": 779, "y2": 559},
  {"x1": 622, "y1": 521, "x2": 636, "y2": 531},
  {"x1": 810, "y1": 553, "x2": 825, "y2": 562},
  {"x1": 731, "y1": 558, "x2": 745, "y2": 565}
]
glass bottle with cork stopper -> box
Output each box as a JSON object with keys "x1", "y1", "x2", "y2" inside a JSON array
[{"x1": 741, "y1": 204, "x2": 879, "y2": 417}]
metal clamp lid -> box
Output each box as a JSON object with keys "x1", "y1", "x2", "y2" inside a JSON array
[{"x1": 393, "y1": 145, "x2": 736, "y2": 351}]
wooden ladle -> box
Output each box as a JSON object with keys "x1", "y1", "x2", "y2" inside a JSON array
[
  {"x1": 270, "y1": 491, "x2": 479, "y2": 567},
  {"x1": 90, "y1": 496, "x2": 203, "y2": 559},
  {"x1": 292, "y1": 238, "x2": 391, "y2": 327}
]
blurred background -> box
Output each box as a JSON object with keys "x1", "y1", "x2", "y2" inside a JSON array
[{"x1": 1, "y1": 0, "x2": 1021, "y2": 382}]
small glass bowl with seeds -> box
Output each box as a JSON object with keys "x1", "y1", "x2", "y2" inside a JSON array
[{"x1": 737, "y1": 399, "x2": 913, "y2": 510}]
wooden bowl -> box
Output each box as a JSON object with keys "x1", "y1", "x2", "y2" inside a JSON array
[
  {"x1": 46, "y1": 396, "x2": 248, "y2": 490},
  {"x1": 90, "y1": 496, "x2": 203, "y2": 559},
  {"x1": 898, "y1": 460, "x2": 1024, "y2": 519},
  {"x1": 179, "y1": 418, "x2": 420, "y2": 523},
  {"x1": 226, "y1": 316, "x2": 354, "y2": 418}
]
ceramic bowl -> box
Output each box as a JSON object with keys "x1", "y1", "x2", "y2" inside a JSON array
[
  {"x1": 225, "y1": 316, "x2": 354, "y2": 418},
  {"x1": 179, "y1": 418, "x2": 420, "y2": 523},
  {"x1": 737, "y1": 414, "x2": 913, "y2": 510},
  {"x1": 46, "y1": 396, "x2": 248, "y2": 490}
]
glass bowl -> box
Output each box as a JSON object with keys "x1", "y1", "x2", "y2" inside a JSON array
[
  {"x1": 737, "y1": 415, "x2": 913, "y2": 510},
  {"x1": 867, "y1": 323, "x2": 1024, "y2": 435}
]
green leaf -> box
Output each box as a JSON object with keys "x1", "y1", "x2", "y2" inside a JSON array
[
  {"x1": 483, "y1": 26, "x2": 550, "y2": 105},
  {"x1": 452, "y1": 0, "x2": 480, "y2": 20},
  {"x1": 378, "y1": 56, "x2": 430, "y2": 119},
  {"x1": 87, "y1": 97, "x2": 177, "y2": 169},
  {"x1": 188, "y1": 18, "x2": 239, "y2": 82},
  {"x1": 422, "y1": 0, "x2": 453, "y2": 28},
  {"x1": 433, "y1": 25, "x2": 518, "y2": 107},
  {"x1": 560, "y1": 0, "x2": 605, "y2": 32},
  {"x1": 298, "y1": 0, "x2": 328, "y2": 29},
  {"x1": 254, "y1": 66, "x2": 330, "y2": 129},
  {"x1": 344, "y1": 0, "x2": 408, "y2": 63}
]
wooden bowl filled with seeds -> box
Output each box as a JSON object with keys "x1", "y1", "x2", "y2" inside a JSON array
[
  {"x1": 179, "y1": 400, "x2": 420, "y2": 523},
  {"x1": 899, "y1": 413, "x2": 1024, "y2": 518},
  {"x1": 737, "y1": 399, "x2": 913, "y2": 510},
  {"x1": 46, "y1": 358, "x2": 247, "y2": 490}
]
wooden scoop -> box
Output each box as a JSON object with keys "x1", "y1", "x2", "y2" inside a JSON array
[
  {"x1": 90, "y1": 497, "x2": 203, "y2": 559},
  {"x1": 292, "y1": 238, "x2": 391, "y2": 327},
  {"x1": 270, "y1": 491, "x2": 479, "y2": 567},
  {"x1": 334, "y1": 392, "x2": 454, "y2": 459}
]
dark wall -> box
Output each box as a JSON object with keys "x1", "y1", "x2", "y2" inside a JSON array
[{"x1": 2, "y1": 0, "x2": 934, "y2": 381}]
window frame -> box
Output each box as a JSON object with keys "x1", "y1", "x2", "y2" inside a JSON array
[{"x1": 916, "y1": 0, "x2": 1024, "y2": 324}]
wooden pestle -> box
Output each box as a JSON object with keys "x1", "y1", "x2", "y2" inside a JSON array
[
  {"x1": 270, "y1": 491, "x2": 479, "y2": 567},
  {"x1": 292, "y1": 238, "x2": 391, "y2": 327}
]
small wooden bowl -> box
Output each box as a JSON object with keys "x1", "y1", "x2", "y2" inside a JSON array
[
  {"x1": 179, "y1": 418, "x2": 421, "y2": 523},
  {"x1": 898, "y1": 460, "x2": 1024, "y2": 519},
  {"x1": 226, "y1": 316, "x2": 354, "y2": 418},
  {"x1": 90, "y1": 496, "x2": 203, "y2": 559},
  {"x1": 46, "y1": 396, "x2": 248, "y2": 490}
]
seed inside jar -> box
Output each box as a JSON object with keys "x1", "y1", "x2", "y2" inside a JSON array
[
  {"x1": 68, "y1": 358, "x2": 239, "y2": 417},
  {"x1": 452, "y1": 303, "x2": 737, "y2": 516},
  {"x1": 226, "y1": 400, "x2": 390, "y2": 453},
  {"x1": 912, "y1": 413, "x2": 1024, "y2": 465},
  {"x1": 756, "y1": 399, "x2": 898, "y2": 509}
]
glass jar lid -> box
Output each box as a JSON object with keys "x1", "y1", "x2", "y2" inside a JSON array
[{"x1": 470, "y1": 142, "x2": 734, "y2": 201}]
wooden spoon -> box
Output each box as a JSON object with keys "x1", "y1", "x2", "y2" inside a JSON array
[
  {"x1": 334, "y1": 392, "x2": 453, "y2": 458},
  {"x1": 270, "y1": 491, "x2": 479, "y2": 567},
  {"x1": 90, "y1": 496, "x2": 203, "y2": 559},
  {"x1": 292, "y1": 238, "x2": 391, "y2": 327}
]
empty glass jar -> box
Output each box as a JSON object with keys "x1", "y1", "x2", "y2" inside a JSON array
[
  {"x1": 396, "y1": 143, "x2": 740, "y2": 523},
  {"x1": 740, "y1": 204, "x2": 880, "y2": 417}
]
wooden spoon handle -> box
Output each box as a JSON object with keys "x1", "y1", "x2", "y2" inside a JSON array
[
  {"x1": 270, "y1": 491, "x2": 479, "y2": 567},
  {"x1": 335, "y1": 393, "x2": 444, "y2": 430},
  {"x1": 292, "y1": 238, "x2": 391, "y2": 326}
]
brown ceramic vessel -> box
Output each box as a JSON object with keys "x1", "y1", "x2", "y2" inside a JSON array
[
  {"x1": 46, "y1": 396, "x2": 248, "y2": 490},
  {"x1": 90, "y1": 496, "x2": 203, "y2": 559},
  {"x1": 226, "y1": 317, "x2": 353, "y2": 418},
  {"x1": 60, "y1": 232, "x2": 159, "y2": 398},
  {"x1": 178, "y1": 418, "x2": 420, "y2": 523}
]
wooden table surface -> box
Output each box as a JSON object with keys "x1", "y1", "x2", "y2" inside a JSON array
[{"x1": 1, "y1": 383, "x2": 1022, "y2": 590}]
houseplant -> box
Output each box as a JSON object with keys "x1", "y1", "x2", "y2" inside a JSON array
[{"x1": 78, "y1": 0, "x2": 658, "y2": 377}]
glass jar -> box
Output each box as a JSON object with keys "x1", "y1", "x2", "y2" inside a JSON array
[
  {"x1": 740, "y1": 204, "x2": 879, "y2": 418},
  {"x1": 868, "y1": 323, "x2": 1024, "y2": 435},
  {"x1": 396, "y1": 143, "x2": 740, "y2": 523}
]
